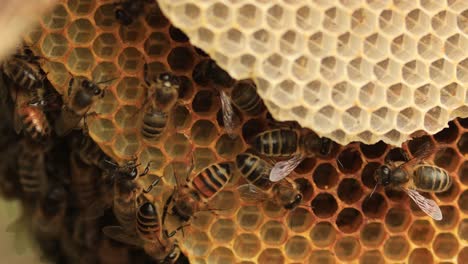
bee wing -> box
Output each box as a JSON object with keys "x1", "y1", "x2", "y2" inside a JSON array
[
  {"x1": 403, "y1": 187, "x2": 442, "y2": 221},
  {"x1": 401, "y1": 141, "x2": 436, "y2": 169},
  {"x1": 269, "y1": 154, "x2": 304, "y2": 182},
  {"x1": 237, "y1": 184, "x2": 268, "y2": 202},
  {"x1": 102, "y1": 225, "x2": 143, "y2": 247},
  {"x1": 220, "y1": 90, "x2": 238, "y2": 139}
]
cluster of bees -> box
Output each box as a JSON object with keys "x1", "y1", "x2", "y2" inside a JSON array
[{"x1": 0, "y1": 0, "x2": 456, "y2": 263}]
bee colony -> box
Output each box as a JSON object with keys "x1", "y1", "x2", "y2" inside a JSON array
[{"x1": 0, "y1": 0, "x2": 466, "y2": 264}]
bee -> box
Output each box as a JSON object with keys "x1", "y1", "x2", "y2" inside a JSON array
[
  {"x1": 114, "y1": 0, "x2": 151, "y2": 26},
  {"x1": 73, "y1": 133, "x2": 109, "y2": 170},
  {"x1": 162, "y1": 162, "x2": 232, "y2": 229},
  {"x1": 230, "y1": 80, "x2": 264, "y2": 116},
  {"x1": 70, "y1": 154, "x2": 101, "y2": 210},
  {"x1": 17, "y1": 138, "x2": 48, "y2": 199},
  {"x1": 374, "y1": 142, "x2": 451, "y2": 220},
  {"x1": 236, "y1": 153, "x2": 303, "y2": 210},
  {"x1": 140, "y1": 64, "x2": 180, "y2": 141},
  {"x1": 252, "y1": 128, "x2": 333, "y2": 182},
  {"x1": 32, "y1": 184, "x2": 67, "y2": 240},
  {"x1": 55, "y1": 76, "x2": 113, "y2": 136},
  {"x1": 14, "y1": 102, "x2": 51, "y2": 140}
]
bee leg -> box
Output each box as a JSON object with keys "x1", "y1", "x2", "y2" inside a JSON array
[
  {"x1": 142, "y1": 176, "x2": 160, "y2": 194},
  {"x1": 143, "y1": 63, "x2": 151, "y2": 86},
  {"x1": 139, "y1": 161, "x2": 152, "y2": 177},
  {"x1": 164, "y1": 224, "x2": 190, "y2": 238}
]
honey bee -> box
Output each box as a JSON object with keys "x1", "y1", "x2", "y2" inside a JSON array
[
  {"x1": 73, "y1": 133, "x2": 109, "y2": 170},
  {"x1": 114, "y1": 0, "x2": 150, "y2": 26},
  {"x1": 162, "y1": 162, "x2": 232, "y2": 230},
  {"x1": 252, "y1": 128, "x2": 333, "y2": 182},
  {"x1": 17, "y1": 138, "x2": 48, "y2": 199},
  {"x1": 230, "y1": 80, "x2": 264, "y2": 116},
  {"x1": 70, "y1": 154, "x2": 101, "y2": 210},
  {"x1": 32, "y1": 184, "x2": 67, "y2": 240},
  {"x1": 140, "y1": 64, "x2": 180, "y2": 141},
  {"x1": 236, "y1": 153, "x2": 303, "y2": 210},
  {"x1": 55, "y1": 76, "x2": 113, "y2": 136},
  {"x1": 374, "y1": 143, "x2": 451, "y2": 220},
  {"x1": 14, "y1": 102, "x2": 51, "y2": 140}
]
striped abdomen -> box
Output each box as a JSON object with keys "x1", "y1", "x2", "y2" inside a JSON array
[
  {"x1": 71, "y1": 155, "x2": 99, "y2": 209},
  {"x1": 17, "y1": 106, "x2": 50, "y2": 140},
  {"x1": 18, "y1": 150, "x2": 45, "y2": 196},
  {"x1": 231, "y1": 80, "x2": 264, "y2": 116},
  {"x1": 253, "y1": 129, "x2": 298, "y2": 157},
  {"x1": 136, "y1": 202, "x2": 160, "y2": 243},
  {"x1": 413, "y1": 165, "x2": 452, "y2": 192},
  {"x1": 141, "y1": 109, "x2": 167, "y2": 139},
  {"x1": 3, "y1": 59, "x2": 42, "y2": 90},
  {"x1": 236, "y1": 153, "x2": 272, "y2": 191},
  {"x1": 192, "y1": 163, "x2": 231, "y2": 200}
]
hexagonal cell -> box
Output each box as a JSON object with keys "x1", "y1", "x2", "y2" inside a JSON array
[
  {"x1": 337, "y1": 32, "x2": 360, "y2": 57},
  {"x1": 119, "y1": 21, "x2": 147, "y2": 44},
  {"x1": 432, "y1": 10, "x2": 457, "y2": 36},
  {"x1": 418, "y1": 34, "x2": 443, "y2": 59},
  {"x1": 94, "y1": 4, "x2": 116, "y2": 29},
  {"x1": 164, "y1": 133, "x2": 190, "y2": 158},
  {"x1": 210, "y1": 190, "x2": 239, "y2": 216},
  {"x1": 145, "y1": 4, "x2": 169, "y2": 28},
  {"x1": 459, "y1": 219, "x2": 468, "y2": 242},
  {"x1": 237, "y1": 4, "x2": 262, "y2": 29},
  {"x1": 434, "y1": 147, "x2": 459, "y2": 172},
  {"x1": 258, "y1": 248, "x2": 285, "y2": 264},
  {"x1": 408, "y1": 219, "x2": 435, "y2": 245},
  {"x1": 233, "y1": 233, "x2": 261, "y2": 259},
  {"x1": 67, "y1": 48, "x2": 95, "y2": 73},
  {"x1": 139, "y1": 146, "x2": 165, "y2": 171},
  {"x1": 93, "y1": 33, "x2": 120, "y2": 59},
  {"x1": 433, "y1": 233, "x2": 459, "y2": 259},
  {"x1": 321, "y1": 58, "x2": 345, "y2": 82},
  {"x1": 457, "y1": 58, "x2": 468, "y2": 83},
  {"x1": 309, "y1": 221, "x2": 335, "y2": 248},
  {"x1": 308, "y1": 31, "x2": 336, "y2": 57},
  {"x1": 192, "y1": 90, "x2": 216, "y2": 116},
  {"x1": 350, "y1": 8, "x2": 375, "y2": 35},
  {"x1": 337, "y1": 147, "x2": 362, "y2": 173},
  {"x1": 385, "y1": 207, "x2": 411, "y2": 233},
  {"x1": 249, "y1": 29, "x2": 273, "y2": 54},
  {"x1": 302, "y1": 80, "x2": 329, "y2": 110},
  {"x1": 445, "y1": 34, "x2": 467, "y2": 60},
  {"x1": 114, "y1": 105, "x2": 139, "y2": 129},
  {"x1": 41, "y1": 33, "x2": 68, "y2": 58},
  {"x1": 115, "y1": 77, "x2": 144, "y2": 104},
  {"x1": 308, "y1": 250, "x2": 335, "y2": 264},
  {"x1": 89, "y1": 118, "x2": 115, "y2": 143},
  {"x1": 210, "y1": 219, "x2": 236, "y2": 243},
  {"x1": 362, "y1": 193, "x2": 388, "y2": 218},
  {"x1": 236, "y1": 205, "x2": 263, "y2": 231},
  {"x1": 360, "y1": 222, "x2": 386, "y2": 248},
  {"x1": 144, "y1": 32, "x2": 170, "y2": 58},
  {"x1": 205, "y1": 2, "x2": 231, "y2": 28},
  {"x1": 430, "y1": 58, "x2": 455, "y2": 84},
  {"x1": 262, "y1": 200, "x2": 288, "y2": 219},
  {"x1": 336, "y1": 207, "x2": 363, "y2": 234},
  {"x1": 285, "y1": 235, "x2": 310, "y2": 261},
  {"x1": 323, "y1": 7, "x2": 348, "y2": 33},
  {"x1": 215, "y1": 134, "x2": 243, "y2": 159},
  {"x1": 311, "y1": 193, "x2": 338, "y2": 218},
  {"x1": 459, "y1": 247, "x2": 468, "y2": 264},
  {"x1": 358, "y1": 80, "x2": 385, "y2": 107},
  {"x1": 113, "y1": 132, "x2": 141, "y2": 158},
  {"x1": 92, "y1": 62, "x2": 119, "y2": 83},
  {"x1": 260, "y1": 220, "x2": 287, "y2": 246},
  {"x1": 334, "y1": 236, "x2": 360, "y2": 261},
  {"x1": 406, "y1": 9, "x2": 430, "y2": 35},
  {"x1": 44, "y1": 61, "x2": 69, "y2": 89},
  {"x1": 286, "y1": 208, "x2": 313, "y2": 233},
  {"x1": 387, "y1": 83, "x2": 412, "y2": 109},
  {"x1": 364, "y1": 33, "x2": 389, "y2": 61},
  {"x1": 369, "y1": 107, "x2": 395, "y2": 134},
  {"x1": 118, "y1": 47, "x2": 144, "y2": 74},
  {"x1": 338, "y1": 178, "x2": 363, "y2": 204},
  {"x1": 435, "y1": 205, "x2": 459, "y2": 230},
  {"x1": 270, "y1": 79, "x2": 300, "y2": 108},
  {"x1": 458, "y1": 190, "x2": 468, "y2": 213},
  {"x1": 458, "y1": 132, "x2": 468, "y2": 155},
  {"x1": 441, "y1": 82, "x2": 465, "y2": 109},
  {"x1": 360, "y1": 141, "x2": 387, "y2": 160},
  {"x1": 67, "y1": 0, "x2": 95, "y2": 15},
  {"x1": 384, "y1": 235, "x2": 410, "y2": 261},
  {"x1": 414, "y1": 83, "x2": 438, "y2": 110},
  {"x1": 279, "y1": 30, "x2": 305, "y2": 56},
  {"x1": 167, "y1": 46, "x2": 195, "y2": 72},
  {"x1": 396, "y1": 107, "x2": 422, "y2": 133},
  {"x1": 459, "y1": 161, "x2": 468, "y2": 185},
  {"x1": 390, "y1": 34, "x2": 416, "y2": 61},
  {"x1": 312, "y1": 163, "x2": 338, "y2": 190},
  {"x1": 67, "y1": 18, "x2": 95, "y2": 44},
  {"x1": 266, "y1": 4, "x2": 292, "y2": 29},
  {"x1": 361, "y1": 162, "x2": 380, "y2": 189},
  {"x1": 193, "y1": 148, "x2": 216, "y2": 172},
  {"x1": 41, "y1": 4, "x2": 69, "y2": 30},
  {"x1": 190, "y1": 120, "x2": 218, "y2": 146},
  {"x1": 341, "y1": 106, "x2": 369, "y2": 134},
  {"x1": 409, "y1": 248, "x2": 434, "y2": 264},
  {"x1": 379, "y1": 9, "x2": 404, "y2": 35},
  {"x1": 207, "y1": 247, "x2": 235, "y2": 264},
  {"x1": 424, "y1": 106, "x2": 449, "y2": 132}
]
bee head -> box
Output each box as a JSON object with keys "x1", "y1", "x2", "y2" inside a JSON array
[
  {"x1": 173, "y1": 191, "x2": 198, "y2": 222},
  {"x1": 375, "y1": 165, "x2": 392, "y2": 186},
  {"x1": 158, "y1": 72, "x2": 180, "y2": 89},
  {"x1": 82, "y1": 79, "x2": 102, "y2": 96},
  {"x1": 284, "y1": 193, "x2": 303, "y2": 210},
  {"x1": 160, "y1": 244, "x2": 181, "y2": 264}
]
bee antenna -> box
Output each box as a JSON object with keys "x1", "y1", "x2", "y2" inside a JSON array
[
  {"x1": 96, "y1": 77, "x2": 118, "y2": 85},
  {"x1": 369, "y1": 183, "x2": 379, "y2": 198}
]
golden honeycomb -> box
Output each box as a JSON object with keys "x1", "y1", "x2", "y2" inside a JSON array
[
  {"x1": 0, "y1": 0, "x2": 466, "y2": 263},
  {"x1": 157, "y1": 0, "x2": 468, "y2": 146}
]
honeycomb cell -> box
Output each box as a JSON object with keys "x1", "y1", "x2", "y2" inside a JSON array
[
  {"x1": 361, "y1": 162, "x2": 380, "y2": 189},
  {"x1": 358, "y1": 82, "x2": 384, "y2": 109},
  {"x1": 266, "y1": 4, "x2": 291, "y2": 29},
  {"x1": 206, "y1": 3, "x2": 231, "y2": 29},
  {"x1": 164, "y1": 133, "x2": 191, "y2": 158},
  {"x1": 441, "y1": 82, "x2": 465, "y2": 109},
  {"x1": 433, "y1": 233, "x2": 459, "y2": 259},
  {"x1": 118, "y1": 47, "x2": 144, "y2": 74},
  {"x1": 308, "y1": 250, "x2": 335, "y2": 264},
  {"x1": 167, "y1": 47, "x2": 195, "y2": 72},
  {"x1": 67, "y1": 18, "x2": 95, "y2": 44},
  {"x1": 460, "y1": 161, "x2": 468, "y2": 185},
  {"x1": 341, "y1": 106, "x2": 369, "y2": 134},
  {"x1": 169, "y1": 25, "x2": 189, "y2": 43},
  {"x1": 424, "y1": 106, "x2": 449, "y2": 132},
  {"x1": 433, "y1": 116, "x2": 458, "y2": 143},
  {"x1": 334, "y1": 236, "x2": 361, "y2": 261},
  {"x1": 386, "y1": 83, "x2": 411, "y2": 109},
  {"x1": 215, "y1": 135, "x2": 243, "y2": 159},
  {"x1": 360, "y1": 250, "x2": 385, "y2": 264},
  {"x1": 144, "y1": 32, "x2": 170, "y2": 58},
  {"x1": 351, "y1": 8, "x2": 375, "y2": 35},
  {"x1": 337, "y1": 178, "x2": 363, "y2": 204},
  {"x1": 145, "y1": 4, "x2": 169, "y2": 28},
  {"x1": 262, "y1": 200, "x2": 288, "y2": 219},
  {"x1": 312, "y1": 163, "x2": 338, "y2": 190},
  {"x1": 336, "y1": 207, "x2": 363, "y2": 233},
  {"x1": 93, "y1": 33, "x2": 119, "y2": 59},
  {"x1": 114, "y1": 105, "x2": 139, "y2": 129},
  {"x1": 258, "y1": 248, "x2": 285, "y2": 264},
  {"x1": 302, "y1": 80, "x2": 329, "y2": 110},
  {"x1": 435, "y1": 205, "x2": 459, "y2": 230},
  {"x1": 459, "y1": 247, "x2": 468, "y2": 264},
  {"x1": 191, "y1": 120, "x2": 218, "y2": 146},
  {"x1": 192, "y1": 90, "x2": 216, "y2": 116},
  {"x1": 458, "y1": 132, "x2": 468, "y2": 155},
  {"x1": 406, "y1": 9, "x2": 430, "y2": 35},
  {"x1": 362, "y1": 193, "x2": 388, "y2": 218},
  {"x1": 260, "y1": 220, "x2": 287, "y2": 246},
  {"x1": 363, "y1": 33, "x2": 388, "y2": 61},
  {"x1": 370, "y1": 107, "x2": 395, "y2": 134},
  {"x1": 390, "y1": 34, "x2": 416, "y2": 61},
  {"x1": 120, "y1": 21, "x2": 147, "y2": 44},
  {"x1": 457, "y1": 58, "x2": 468, "y2": 83},
  {"x1": 249, "y1": 29, "x2": 274, "y2": 54},
  {"x1": 41, "y1": 4, "x2": 69, "y2": 30},
  {"x1": 360, "y1": 141, "x2": 387, "y2": 159},
  {"x1": 286, "y1": 208, "x2": 313, "y2": 233},
  {"x1": 408, "y1": 219, "x2": 436, "y2": 245},
  {"x1": 309, "y1": 221, "x2": 336, "y2": 248},
  {"x1": 94, "y1": 4, "x2": 115, "y2": 29},
  {"x1": 89, "y1": 118, "x2": 115, "y2": 143},
  {"x1": 323, "y1": 7, "x2": 348, "y2": 33},
  {"x1": 379, "y1": 9, "x2": 404, "y2": 35},
  {"x1": 44, "y1": 61, "x2": 69, "y2": 88},
  {"x1": 445, "y1": 34, "x2": 467, "y2": 60},
  {"x1": 322, "y1": 59, "x2": 345, "y2": 83},
  {"x1": 211, "y1": 191, "x2": 239, "y2": 216},
  {"x1": 237, "y1": 4, "x2": 262, "y2": 29},
  {"x1": 418, "y1": 34, "x2": 443, "y2": 60},
  {"x1": 207, "y1": 247, "x2": 235, "y2": 264},
  {"x1": 113, "y1": 132, "x2": 141, "y2": 158},
  {"x1": 67, "y1": 48, "x2": 95, "y2": 73},
  {"x1": 396, "y1": 107, "x2": 422, "y2": 133},
  {"x1": 385, "y1": 207, "x2": 411, "y2": 233},
  {"x1": 139, "y1": 146, "x2": 165, "y2": 171},
  {"x1": 311, "y1": 193, "x2": 338, "y2": 218},
  {"x1": 337, "y1": 147, "x2": 362, "y2": 173},
  {"x1": 337, "y1": 32, "x2": 361, "y2": 57},
  {"x1": 178, "y1": 76, "x2": 195, "y2": 101},
  {"x1": 233, "y1": 233, "x2": 261, "y2": 259},
  {"x1": 193, "y1": 148, "x2": 216, "y2": 172},
  {"x1": 360, "y1": 222, "x2": 385, "y2": 247},
  {"x1": 409, "y1": 248, "x2": 434, "y2": 264},
  {"x1": 432, "y1": 10, "x2": 457, "y2": 36},
  {"x1": 285, "y1": 235, "x2": 310, "y2": 261},
  {"x1": 210, "y1": 219, "x2": 236, "y2": 243},
  {"x1": 115, "y1": 77, "x2": 144, "y2": 103},
  {"x1": 434, "y1": 147, "x2": 459, "y2": 171},
  {"x1": 414, "y1": 83, "x2": 438, "y2": 110},
  {"x1": 296, "y1": 5, "x2": 321, "y2": 32},
  {"x1": 237, "y1": 205, "x2": 263, "y2": 231},
  {"x1": 279, "y1": 30, "x2": 305, "y2": 56},
  {"x1": 402, "y1": 59, "x2": 428, "y2": 84},
  {"x1": 92, "y1": 62, "x2": 118, "y2": 83},
  {"x1": 384, "y1": 235, "x2": 410, "y2": 261},
  {"x1": 41, "y1": 33, "x2": 68, "y2": 58},
  {"x1": 459, "y1": 219, "x2": 468, "y2": 242},
  {"x1": 458, "y1": 190, "x2": 468, "y2": 213},
  {"x1": 430, "y1": 58, "x2": 455, "y2": 84}
]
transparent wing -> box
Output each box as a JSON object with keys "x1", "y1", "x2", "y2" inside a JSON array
[
  {"x1": 237, "y1": 184, "x2": 268, "y2": 202},
  {"x1": 102, "y1": 225, "x2": 143, "y2": 247},
  {"x1": 403, "y1": 187, "x2": 442, "y2": 221},
  {"x1": 269, "y1": 154, "x2": 304, "y2": 182},
  {"x1": 220, "y1": 90, "x2": 237, "y2": 138}
]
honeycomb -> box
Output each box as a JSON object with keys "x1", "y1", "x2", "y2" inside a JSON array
[
  {"x1": 0, "y1": 0, "x2": 466, "y2": 263},
  {"x1": 156, "y1": 0, "x2": 468, "y2": 146}
]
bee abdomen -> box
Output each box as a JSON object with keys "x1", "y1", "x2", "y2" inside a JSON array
[
  {"x1": 141, "y1": 111, "x2": 167, "y2": 139},
  {"x1": 136, "y1": 202, "x2": 159, "y2": 241},
  {"x1": 254, "y1": 129, "x2": 298, "y2": 157},
  {"x1": 18, "y1": 106, "x2": 50, "y2": 139},
  {"x1": 193, "y1": 163, "x2": 231, "y2": 199},
  {"x1": 414, "y1": 165, "x2": 452, "y2": 192},
  {"x1": 231, "y1": 81, "x2": 264, "y2": 116},
  {"x1": 236, "y1": 153, "x2": 272, "y2": 191}
]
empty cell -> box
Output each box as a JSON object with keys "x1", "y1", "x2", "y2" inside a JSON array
[
  {"x1": 185, "y1": 231, "x2": 211, "y2": 257},
  {"x1": 458, "y1": 9, "x2": 468, "y2": 34},
  {"x1": 144, "y1": 32, "x2": 170, "y2": 58},
  {"x1": 118, "y1": 21, "x2": 147, "y2": 44},
  {"x1": 374, "y1": 58, "x2": 401, "y2": 84},
  {"x1": 406, "y1": 9, "x2": 430, "y2": 35},
  {"x1": 385, "y1": 207, "x2": 411, "y2": 232},
  {"x1": 167, "y1": 47, "x2": 195, "y2": 72},
  {"x1": 210, "y1": 219, "x2": 236, "y2": 243},
  {"x1": 435, "y1": 205, "x2": 459, "y2": 230},
  {"x1": 302, "y1": 80, "x2": 329, "y2": 109},
  {"x1": 441, "y1": 82, "x2": 465, "y2": 108},
  {"x1": 89, "y1": 117, "x2": 115, "y2": 143},
  {"x1": 296, "y1": 5, "x2": 321, "y2": 31},
  {"x1": 434, "y1": 147, "x2": 459, "y2": 172},
  {"x1": 390, "y1": 34, "x2": 416, "y2": 61},
  {"x1": 286, "y1": 208, "x2": 313, "y2": 233},
  {"x1": 67, "y1": 48, "x2": 95, "y2": 73},
  {"x1": 238, "y1": 4, "x2": 262, "y2": 29},
  {"x1": 361, "y1": 162, "x2": 380, "y2": 189},
  {"x1": 370, "y1": 107, "x2": 394, "y2": 133},
  {"x1": 309, "y1": 221, "x2": 336, "y2": 248},
  {"x1": 363, "y1": 33, "x2": 388, "y2": 61},
  {"x1": 424, "y1": 106, "x2": 449, "y2": 132},
  {"x1": 409, "y1": 219, "x2": 436, "y2": 245},
  {"x1": 139, "y1": 146, "x2": 165, "y2": 171},
  {"x1": 67, "y1": 18, "x2": 95, "y2": 44},
  {"x1": 210, "y1": 191, "x2": 239, "y2": 216},
  {"x1": 311, "y1": 193, "x2": 337, "y2": 218},
  {"x1": 459, "y1": 219, "x2": 468, "y2": 241},
  {"x1": 94, "y1": 4, "x2": 115, "y2": 29},
  {"x1": 338, "y1": 178, "x2": 363, "y2": 204},
  {"x1": 323, "y1": 7, "x2": 348, "y2": 33},
  {"x1": 114, "y1": 105, "x2": 139, "y2": 129},
  {"x1": 113, "y1": 132, "x2": 141, "y2": 158},
  {"x1": 331, "y1": 82, "x2": 356, "y2": 109},
  {"x1": 215, "y1": 135, "x2": 243, "y2": 159},
  {"x1": 263, "y1": 200, "x2": 288, "y2": 219},
  {"x1": 342, "y1": 106, "x2": 368, "y2": 134},
  {"x1": 321, "y1": 57, "x2": 345, "y2": 81},
  {"x1": 313, "y1": 163, "x2": 338, "y2": 190},
  {"x1": 249, "y1": 29, "x2": 274, "y2": 54},
  {"x1": 93, "y1": 33, "x2": 119, "y2": 59},
  {"x1": 41, "y1": 33, "x2": 68, "y2": 58},
  {"x1": 337, "y1": 32, "x2": 361, "y2": 57},
  {"x1": 230, "y1": 54, "x2": 256, "y2": 78},
  {"x1": 459, "y1": 247, "x2": 468, "y2": 264},
  {"x1": 384, "y1": 235, "x2": 410, "y2": 261},
  {"x1": 409, "y1": 248, "x2": 434, "y2": 264},
  {"x1": 218, "y1": 28, "x2": 245, "y2": 55},
  {"x1": 233, "y1": 233, "x2": 261, "y2": 259},
  {"x1": 118, "y1": 47, "x2": 144, "y2": 72},
  {"x1": 279, "y1": 30, "x2": 305, "y2": 56},
  {"x1": 258, "y1": 248, "x2": 285, "y2": 264},
  {"x1": 360, "y1": 141, "x2": 387, "y2": 159},
  {"x1": 208, "y1": 247, "x2": 235, "y2": 264},
  {"x1": 457, "y1": 58, "x2": 468, "y2": 83},
  {"x1": 445, "y1": 34, "x2": 467, "y2": 60},
  {"x1": 360, "y1": 222, "x2": 386, "y2": 247},
  {"x1": 145, "y1": 4, "x2": 169, "y2": 28},
  {"x1": 164, "y1": 133, "x2": 190, "y2": 158},
  {"x1": 336, "y1": 208, "x2": 363, "y2": 233},
  {"x1": 433, "y1": 233, "x2": 459, "y2": 259},
  {"x1": 192, "y1": 90, "x2": 216, "y2": 116},
  {"x1": 434, "y1": 121, "x2": 459, "y2": 143},
  {"x1": 237, "y1": 206, "x2": 263, "y2": 231},
  {"x1": 116, "y1": 77, "x2": 143, "y2": 103},
  {"x1": 362, "y1": 193, "x2": 388, "y2": 218},
  {"x1": 294, "y1": 158, "x2": 316, "y2": 175},
  {"x1": 42, "y1": 4, "x2": 69, "y2": 30},
  {"x1": 347, "y1": 57, "x2": 372, "y2": 83},
  {"x1": 262, "y1": 53, "x2": 287, "y2": 80},
  {"x1": 206, "y1": 2, "x2": 231, "y2": 28},
  {"x1": 193, "y1": 148, "x2": 216, "y2": 172},
  {"x1": 191, "y1": 120, "x2": 218, "y2": 146},
  {"x1": 308, "y1": 32, "x2": 336, "y2": 57},
  {"x1": 432, "y1": 10, "x2": 457, "y2": 36},
  {"x1": 430, "y1": 58, "x2": 455, "y2": 84},
  {"x1": 402, "y1": 60, "x2": 427, "y2": 85},
  {"x1": 459, "y1": 161, "x2": 468, "y2": 185},
  {"x1": 285, "y1": 236, "x2": 310, "y2": 261},
  {"x1": 334, "y1": 236, "x2": 361, "y2": 261},
  {"x1": 396, "y1": 107, "x2": 422, "y2": 133},
  {"x1": 414, "y1": 83, "x2": 438, "y2": 110},
  {"x1": 418, "y1": 34, "x2": 443, "y2": 59},
  {"x1": 172, "y1": 3, "x2": 201, "y2": 28},
  {"x1": 266, "y1": 4, "x2": 290, "y2": 29},
  {"x1": 260, "y1": 220, "x2": 287, "y2": 246},
  {"x1": 92, "y1": 62, "x2": 118, "y2": 84},
  {"x1": 379, "y1": 9, "x2": 404, "y2": 35},
  {"x1": 351, "y1": 8, "x2": 375, "y2": 35},
  {"x1": 44, "y1": 61, "x2": 68, "y2": 89},
  {"x1": 337, "y1": 147, "x2": 363, "y2": 173},
  {"x1": 271, "y1": 80, "x2": 300, "y2": 108},
  {"x1": 458, "y1": 190, "x2": 468, "y2": 213},
  {"x1": 360, "y1": 250, "x2": 385, "y2": 264}
]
